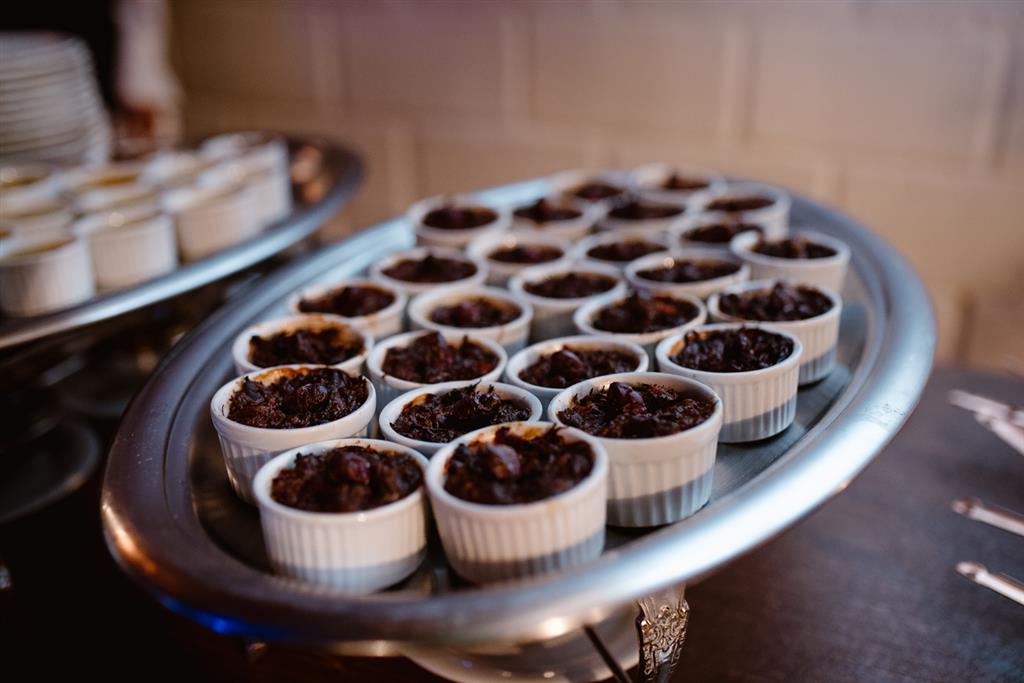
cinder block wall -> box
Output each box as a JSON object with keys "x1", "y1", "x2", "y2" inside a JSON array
[{"x1": 171, "y1": 0, "x2": 1024, "y2": 369}]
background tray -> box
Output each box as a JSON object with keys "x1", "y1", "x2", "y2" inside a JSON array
[{"x1": 102, "y1": 177, "x2": 935, "y2": 646}]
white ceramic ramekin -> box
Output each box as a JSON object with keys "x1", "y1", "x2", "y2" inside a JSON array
[
  {"x1": 597, "y1": 199, "x2": 689, "y2": 237},
  {"x1": 508, "y1": 261, "x2": 627, "y2": 341},
  {"x1": 730, "y1": 230, "x2": 851, "y2": 293},
  {"x1": 504, "y1": 335, "x2": 648, "y2": 413},
  {"x1": 668, "y1": 212, "x2": 770, "y2": 253},
  {"x1": 379, "y1": 380, "x2": 543, "y2": 456},
  {"x1": 708, "y1": 279, "x2": 842, "y2": 385},
  {"x1": 407, "y1": 194, "x2": 510, "y2": 249},
  {"x1": 0, "y1": 197, "x2": 74, "y2": 243},
  {"x1": 509, "y1": 196, "x2": 600, "y2": 241},
  {"x1": 426, "y1": 421, "x2": 608, "y2": 583},
  {"x1": 630, "y1": 163, "x2": 726, "y2": 208},
  {"x1": 573, "y1": 290, "x2": 708, "y2": 363},
  {"x1": 253, "y1": 438, "x2": 428, "y2": 594},
  {"x1": 200, "y1": 131, "x2": 290, "y2": 177},
  {"x1": 369, "y1": 246, "x2": 488, "y2": 297},
  {"x1": 0, "y1": 237, "x2": 95, "y2": 316},
  {"x1": 699, "y1": 182, "x2": 791, "y2": 239},
  {"x1": 230, "y1": 313, "x2": 374, "y2": 376},
  {"x1": 72, "y1": 206, "x2": 177, "y2": 290},
  {"x1": 572, "y1": 229, "x2": 671, "y2": 272},
  {"x1": 408, "y1": 285, "x2": 533, "y2": 354},
  {"x1": 288, "y1": 278, "x2": 407, "y2": 339},
  {"x1": 210, "y1": 365, "x2": 377, "y2": 503},
  {"x1": 548, "y1": 371, "x2": 723, "y2": 527},
  {"x1": 465, "y1": 231, "x2": 571, "y2": 286},
  {"x1": 625, "y1": 248, "x2": 750, "y2": 300},
  {"x1": 547, "y1": 169, "x2": 630, "y2": 209},
  {"x1": 0, "y1": 164, "x2": 60, "y2": 211},
  {"x1": 199, "y1": 157, "x2": 292, "y2": 228},
  {"x1": 655, "y1": 322, "x2": 802, "y2": 443},
  {"x1": 162, "y1": 178, "x2": 260, "y2": 261},
  {"x1": 366, "y1": 330, "x2": 508, "y2": 413}
]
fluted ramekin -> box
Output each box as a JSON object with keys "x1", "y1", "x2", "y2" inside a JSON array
[
  {"x1": 625, "y1": 248, "x2": 750, "y2": 300},
  {"x1": 369, "y1": 246, "x2": 488, "y2": 297},
  {"x1": 630, "y1": 163, "x2": 726, "y2": 208},
  {"x1": 504, "y1": 335, "x2": 648, "y2": 413},
  {"x1": 547, "y1": 169, "x2": 630, "y2": 209},
  {"x1": 509, "y1": 195, "x2": 600, "y2": 241},
  {"x1": 572, "y1": 229, "x2": 671, "y2": 272},
  {"x1": 209, "y1": 365, "x2": 376, "y2": 503},
  {"x1": 72, "y1": 206, "x2": 177, "y2": 290},
  {"x1": 230, "y1": 313, "x2": 374, "y2": 376},
  {"x1": 655, "y1": 322, "x2": 802, "y2": 443},
  {"x1": 548, "y1": 371, "x2": 722, "y2": 527},
  {"x1": 698, "y1": 182, "x2": 791, "y2": 239},
  {"x1": 365, "y1": 330, "x2": 508, "y2": 413},
  {"x1": 509, "y1": 260, "x2": 627, "y2": 341},
  {"x1": 573, "y1": 290, "x2": 707, "y2": 363},
  {"x1": 0, "y1": 237, "x2": 95, "y2": 316},
  {"x1": 708, "y1": 279, "x2": 842, "y2": 385},
  {"x1": 426, "y1": 421, "x2": 608, "y2": 583},
  {"x1": 730, "y1": 230, "x2": 851, "y2": 293},
  {"x1": 252, "y1": 438, "x2": 428, "y2": 594},
  {"x1": 379, "y1": 380, "x2": 543, "y2": 456},
  {"x1": 668, "y1": 212, "x2": 770, "y2": 253},
  {"x1": 163, "y1": 178, "x2": 260, "y2": 261},
  {"x1": 408, "y1": 285, "x2": 533, "y2": 354},
  {"x1": 288, "y1": 277, "x2": 407, "y2": 339},
  {"x1": 199, "y1": 157, "x2": 292, "y2": 228},
  {"x1": 408, "y1": 194, "x2": 510, "y2": 249},
  {"x1": 465, "y1": 231, "x2": 571, "y2": 286}
]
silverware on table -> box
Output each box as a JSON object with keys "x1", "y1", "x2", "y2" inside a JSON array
[
  {"x1": 948, "y1": 390, "x2": 1024, "y2": 455},
  {"x1": 951, "y1": 497, "x2": 1024, "y2": 538},
  {"x1": 956, "y1": 562, "x2": 1024, "y2": 607}
]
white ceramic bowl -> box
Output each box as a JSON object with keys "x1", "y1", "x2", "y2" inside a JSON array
[
  {"x1": 508, "y1": 195, "x2": 600, "y2": 241},
  {"x1": 625, "y1": 248, "x2": 750, "y2": 300},
  {"x1": 369, "y1": 246, "x2": 488, "y2": 297},
  {"x1": 548, "y1": 371, "x2": 723, "y2": 527},
  {"x1": 630, "y1": 163, "x2": 726, "y2": 208},
  {"x1": 230, "y1": 313, "x2": 374, "y2": 376},
  {"x1": 547, "y1": 169, "x2": 630, "y2": 208},
  {"x1": 210, "y1": 365, "x2": 377, "y2": 503},
  {"x1": 288, "y1": 278, "x2": 407, "y2": 339},
  {"x1": 655, "y1": 322, "x2": 802, "y2": 443},
  {"x1": 0, "y1": 237, "x2": 95, "y2": 316},
  {"x1": 508, "y1": 261, "x2": 627, "y2": 341},
  {"x1": 668, "y1": 211, "x2": 771, "y2": 253},
  {"x1": 465, "y1": 231, "x2": 571, "y2": 286},
  {"x1": 366, "y1": 330, "x2": 508, "y2": 413},
  {"x1": 426, "y1": 421, "x2": 608, "y2": 583},
  {"x1": 730, "y1": 230, "x2": 851, "y2": 293},
  {"x1": 573, "y1": 290, "x2": 708, "y2": 363},
  {"x1": 408, "y1": 285, "x2": 533, "y2": 354},
  {"x1": 199, "y1": 157, "x2": 292, "y2": 228},
  {"x1": 572, "y1": 229, "x2": 671, "y2": 271},
  {"x1": 379, "y1": 380, "x2": 543, "y2": 456},
  {"x1": 504, "y1": 335, "x2": 648, "y2": 413},
  {"x1": 708, "y1": 279, "x2": 842, "y2": 385},
  {"x1": 253, "y1": 438, "x2": 428, "y2": 594},
  {"x1": 699, "y1": 182, "x2": 791, "y2": 239},
  {"x1": 72, "y1": 206, "x2": 177, "y2": 290},
  {"x1": 407, "y1": 194, "x2": 510, "y2": 249},
  {"x1": 162, "y1": 178, "x2": 260, "y2": 261},
  {"x1": 597, "y1": 198, "x2": 689, "y2": 236}
]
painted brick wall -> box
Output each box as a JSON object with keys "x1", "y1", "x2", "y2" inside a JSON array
[{"x1": 170, "y1": 0, "x2": 1024, "y2": 370}]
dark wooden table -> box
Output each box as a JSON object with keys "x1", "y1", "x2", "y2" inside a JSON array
[{"x1": 2, "y1": 367, "x2": 1022, "y2": 681}]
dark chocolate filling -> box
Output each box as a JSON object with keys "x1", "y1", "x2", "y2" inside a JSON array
[
  {"x1": 297, "y1": 284, "x2": 395, "y2": 317},
  {"x1": 227, "y1": 368, "x2": 368, "y2": 429},
  {"x1": 558, "y1": 381, "x2": 715, "y2": 439},
  {"x1": 591, "y1": 292, "x2": 699, "y2": 334},
  {"x1": 519, "y1": 347, "x2": 638, "y2": 389},
  {"x1": 513, "y1": 198, "x2": 582, "y2": 223},
  {"x1": 489, "y1": 244, "x2": 564, "y2": 264},
  {"x1": 672, "y1": 327, "x2": 794, "y2": 372},
  {"x1": 607, "y1": 199, "x2": 683, "y2": 221},
  {"x1": 381, "y1": 254, "x2": 478, "y2": 283},
  {"x1": 718, "y1": 282, "x2": 833, "y2": 321},
  {"x1": 705, "y1": 195, "x2": 775, "y2": 213},
  {"x1": 636, "y1": 258, "x2": 740, "y2": 283},
  {"x1": 683, "y1": 222, "x2": 762, "y2": 244},
  {"x1": 586, "y1": 239, "x2": 665, "y2": 263},
  {"x1": 752, "y1": 237, "x2": 837, "y2": 260},
  {"x1": 391, "y1": 385, "x2": 532, "y2": 443},
  {"x1": 523, "y1": 272, "x2": 617, "y2": 299},
  {"x1": 422, "y1": 205, "x2": 497, "y2": 230},
  {"x1": 381, "y1": 332, "x2": 499, "y2": 384},
  {"x1": 248, "y1": 327, "x2": 364, "y2": 368},
  {"x1": 429, "y1": 297, "x2": 521, "y2": 328}
]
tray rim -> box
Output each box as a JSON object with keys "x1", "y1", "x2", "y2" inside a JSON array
[
  {"x1": 101, "y1": 178, "x2": 935, "y2": 645},
  {"x1": 0, "y1": 135, "x2": 363, "y2": 351}
]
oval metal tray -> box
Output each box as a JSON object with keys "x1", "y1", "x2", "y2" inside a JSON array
[
  {"x1": 101, "y1": 178, "x2": 935, "y2": 645},
  {"x1": 0, "y1": 136, "x2": 362, "y2": 351}
]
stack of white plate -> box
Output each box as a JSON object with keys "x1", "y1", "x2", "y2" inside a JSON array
[{"x1": 0, "y1": 32, "x2": 111, "y2": 166}]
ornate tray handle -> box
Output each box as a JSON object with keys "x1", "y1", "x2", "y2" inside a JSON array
[{"x1": 635, "y1": 584, "x2": 689, "y2": 683}]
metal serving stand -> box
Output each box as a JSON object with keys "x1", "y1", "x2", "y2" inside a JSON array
[{"x1": 101, "y1": 178, "x2": 935, "y2": 681}]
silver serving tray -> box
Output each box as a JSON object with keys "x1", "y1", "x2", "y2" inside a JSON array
[
  {"x1": 0, "y1": 137, "x2": 362, "y2": 351},
  {"x1": 101, "y1": 178, "x2": 935, "y2": 646}
]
